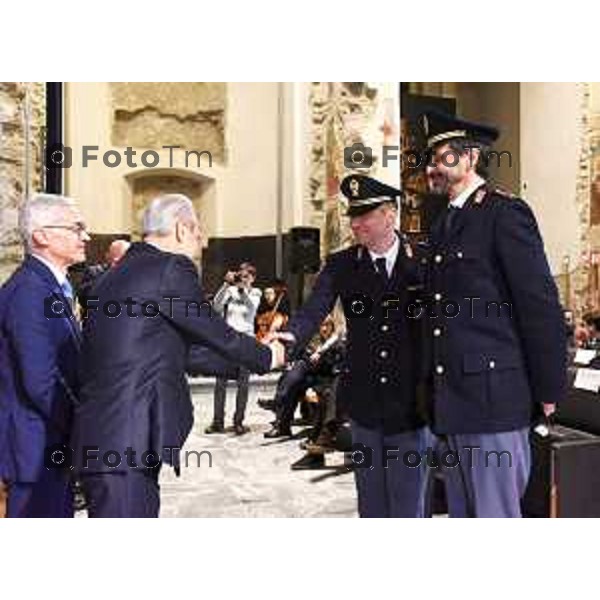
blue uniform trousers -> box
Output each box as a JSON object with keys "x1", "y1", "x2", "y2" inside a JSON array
[
  {"x1": 351, "y1": 422, "x2": 431, "y2": 518},
  {"x1": 436, "y1": 428, "x2": 531, "y2": 518}
]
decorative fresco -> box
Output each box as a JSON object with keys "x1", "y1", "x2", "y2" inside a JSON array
[{"x1": 307, "y1": 82, "x2": 400, "y2": 256}]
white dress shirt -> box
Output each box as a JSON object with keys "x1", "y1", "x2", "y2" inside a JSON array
[
  {"x1": 368, "y1": 235, "x2": 399, "y2": 278},
  {"x1": 449, "y1": 174, "x2": 486, "y2": 209},
  {"x1": 31, "y1": 253, "x2": 68, "y2": 288}
]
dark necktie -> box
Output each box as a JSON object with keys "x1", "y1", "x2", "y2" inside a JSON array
[
  {"x1": 374, "y1": 257, "x2": 388, "y2": 285},
  {"x1": 443, "y1": 205, "x2": 459, "y2": 237}
]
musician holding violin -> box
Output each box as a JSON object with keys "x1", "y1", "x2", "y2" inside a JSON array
[{"x1": 255, "y1": 280, "x2": 290, "y2": 343}]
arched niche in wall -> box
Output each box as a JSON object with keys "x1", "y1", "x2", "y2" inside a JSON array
[{"x1": 124, "y1": 168, "x2": 216, "y2": 242}]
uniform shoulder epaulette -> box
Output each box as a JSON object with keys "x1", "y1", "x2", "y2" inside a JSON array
[
  {"x1": 473, "y1": 187, "x2": 488, "y2": 205},
  {"x1": 493, "y1": 186, "x2": 517, "y2": 200}
]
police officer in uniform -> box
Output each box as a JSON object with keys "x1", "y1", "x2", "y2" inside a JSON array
[
  {"x1": 420, "y1": 111, "x2": 567, "y2": 517},
  {"x1": 275, "y1": 175, "x2": 429, "y2": 518}
]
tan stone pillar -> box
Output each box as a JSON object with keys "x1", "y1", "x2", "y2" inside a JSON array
[{"x1": 0, "y1": 481, "x2": 7, "y2": 518}]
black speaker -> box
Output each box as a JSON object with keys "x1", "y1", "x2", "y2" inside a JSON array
[
  {"x1": 288, "y1": 227, "x2": 321, "y2": 274},
  {"x1": 522, "y1": 425, "x2": 600, "y2": 517}
]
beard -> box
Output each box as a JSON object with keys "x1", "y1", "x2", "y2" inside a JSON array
[{"x1": 427, "y1": 171, "x2": 451, "y2": 196}]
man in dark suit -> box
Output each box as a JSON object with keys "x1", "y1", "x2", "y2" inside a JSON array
[
  {"x1": 72, "y1": 193, "x2": 285, "y2": 518},
  {"x1": 420, "y1": 111, "x2": 567, "y2": 517},
  {"x1": 0, "y1": 193, "x2": 89, "y2": 517},
  {"x1": 274, "y1": 175, "x2": 430, "y2": 517}
]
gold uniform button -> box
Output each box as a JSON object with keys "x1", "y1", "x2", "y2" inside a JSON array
[{"x1": 436, "y1": 365, "x2": 445, "y2": 375}]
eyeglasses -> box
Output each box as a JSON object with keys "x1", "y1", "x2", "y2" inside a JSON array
[{"x1": 42, "y1": 222, "x2": 89, "y2": 237}]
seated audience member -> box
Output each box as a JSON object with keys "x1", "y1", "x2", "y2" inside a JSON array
[{"x1": 264, "y1": 316, "x2": 345, "y2": 440}]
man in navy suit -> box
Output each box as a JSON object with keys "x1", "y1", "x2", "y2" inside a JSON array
[
  {"x1": 419, "y1": 111, "x2": 567, "y2": 517},
  {"x1": 72, "y1": 193, "x2": 285, "y2": 518},
  {"x1": 274, "y1": 175, "x2": 430, "y2": 518},
  {"x1": 0, "y1": 193, "x2": 89, "y2": 518}
]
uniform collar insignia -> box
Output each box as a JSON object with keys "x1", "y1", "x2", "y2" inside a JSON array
[{"x1": 473, "y1": 187, "x2": 487, "y2": 205}]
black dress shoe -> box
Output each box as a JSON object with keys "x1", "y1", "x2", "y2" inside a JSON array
[
  {"x1": 257, "y1": 398, "x2": 276, "y2": 411},
  {"x1": 291, "y1": 453, "x2": 325, "y2": 470},
  {"x1": 264, "y1": 426, "x2": 292, "y2": 439},
  {"x1": 234, "y1": 424, "x2": 251, "y2": 436},
  {"x1": 205, "y1": 423, "x2": 225, "y2": 434}
]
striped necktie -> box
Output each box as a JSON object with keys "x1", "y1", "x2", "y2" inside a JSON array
[{"x1": 61, "y1": 279, "x2": 75, "y2": 314}]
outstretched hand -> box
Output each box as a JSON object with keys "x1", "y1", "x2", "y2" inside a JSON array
[
  {"x1": 260, "y1": 331, "x2": 296, "y2": 345},
  {"x1": 268, "y1": 339, "x2": 287, "y2": 370}
]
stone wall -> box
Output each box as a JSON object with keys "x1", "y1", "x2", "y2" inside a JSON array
[
  {"x1": 0, "y1": 82, "x2": 45, "y2": 283},
  {"x1": 111, "y1": 83, "x2": 226, "y2": 164}
]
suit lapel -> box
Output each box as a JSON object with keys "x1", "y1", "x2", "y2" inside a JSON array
[
  {"x1": 389, "y1": 232, "x2": 409, "y2": 287},
  {"x1": 51, "y1": 289, "x2": 82, "y2": 346},
  {"x1": 434, "y1": 184, "x2": 487, "y2": 246},
  {"x1": 25, "y1": 256, "x2": 82, "y2": 346},
  {"x1": 361, "y1": 246, "x2": 381, "y2": 281}
]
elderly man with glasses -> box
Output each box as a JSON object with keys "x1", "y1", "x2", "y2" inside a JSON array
[{"x1": 0, "y1": 193, "x2": 90, "y2": 518}]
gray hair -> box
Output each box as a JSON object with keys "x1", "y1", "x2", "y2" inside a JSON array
[
  {"x1": 142, "y1": 194, "x2": 196, "y2": 237},
  {"x1": 19, "y1": 193, "x2": 77, "y2": 251}
]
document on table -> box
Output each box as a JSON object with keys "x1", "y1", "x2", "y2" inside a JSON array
[
  {"x1": 573, "y1": 368, "x2": 600, "y2": 393},
  {"x1": 574, "y1": 349, "x2": 597, "y2": 366}
]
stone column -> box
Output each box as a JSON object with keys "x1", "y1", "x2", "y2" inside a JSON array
[{"x1": 0, "y1": 82, "x2": 45, "y2": 283}]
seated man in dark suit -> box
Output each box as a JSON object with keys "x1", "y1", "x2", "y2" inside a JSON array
[
  {"x1": 265, "y1": 315, "x2": 345, "y2": 439},
  {"x1": 0, "y1": 193, "x2": 89, "y2": 517},
  {"x1": 72, "y1": 193, "x2": 285, "y2": 518}
]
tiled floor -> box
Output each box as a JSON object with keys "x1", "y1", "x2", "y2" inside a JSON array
[{"x1": 159, "y1": 378, "x2": 358, "y2": 518}]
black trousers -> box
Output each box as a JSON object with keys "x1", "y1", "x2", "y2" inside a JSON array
[
  {"x1": 274, "y1": 360, "x2": 312, "y2": 428},
  {"x1": 82, "y1": 468, "x2": 161, "y2": 518},
  {"x1": 213, "y1": 368, "x2": 250, "y2": 426}
]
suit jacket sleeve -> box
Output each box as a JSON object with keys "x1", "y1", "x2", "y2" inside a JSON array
[
  {"x1": 186, "y1": 345, "x2": 240, "y2": 379},
  {"x1": 4, "y1": 283, "x2": 67, "y2": 425},
  {"x1": 287, "y1": 257, "x2": 338, "y2": 351},
  {"x1": 494, "y1": 199, "x2": 567, "y2": 406},
  {"x1": 159, "y1": 255, "x2": 271, "y2": 374}
]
